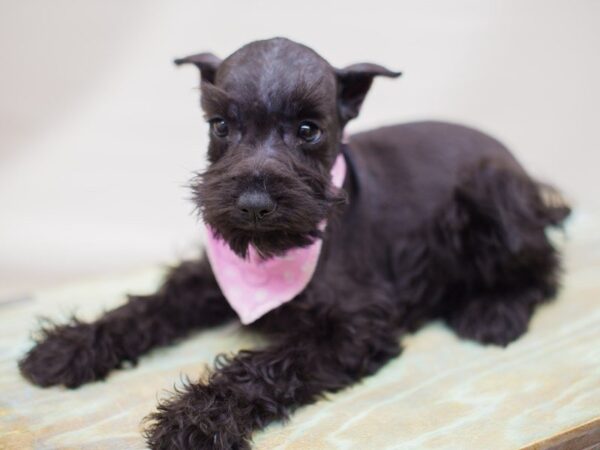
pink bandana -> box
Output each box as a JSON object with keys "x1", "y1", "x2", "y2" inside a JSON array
[{"x1": 204, "y1": 153, "x2": 347, "y2": 324}]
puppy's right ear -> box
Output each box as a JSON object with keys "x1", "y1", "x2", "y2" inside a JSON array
[{"x1": 174, "y1": 52, "x2": 222, "y2": 84}]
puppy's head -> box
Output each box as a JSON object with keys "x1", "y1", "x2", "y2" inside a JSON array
[{"x1": 176, "y1": 37, "x2": 400, "y2": 258}]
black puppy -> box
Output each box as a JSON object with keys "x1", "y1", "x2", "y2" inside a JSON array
[{"x1": 19, "y1": 37, "x2": 570, "y2": 449}]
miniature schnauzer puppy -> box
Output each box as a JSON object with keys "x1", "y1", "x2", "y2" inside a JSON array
[{"x1": 19, "y1": 37, "x2": 570, "y2": 449}]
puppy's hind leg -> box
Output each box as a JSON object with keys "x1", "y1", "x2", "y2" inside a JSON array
[
  {"x1": 19, "y1": 256, "x2": 234, "y2": 388},
  {"x1": 436, "y1": 161, "x2": 570, "y2": 346}
]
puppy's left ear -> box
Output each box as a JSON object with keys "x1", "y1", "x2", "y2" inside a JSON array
[
  {"x1": 335, "y1": 63, "x2": 401, "y2": 124},
  {"x1": 174, "y1": 52, "x2": 222, "y2": 84}
]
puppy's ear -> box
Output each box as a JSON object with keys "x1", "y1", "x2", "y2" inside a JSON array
[
  {"x1": 174, "y1": 52, "x2": 222, "y2": 84},
  {"x1": 335, "y1": 63, "x2": 401, "y2": 123}
]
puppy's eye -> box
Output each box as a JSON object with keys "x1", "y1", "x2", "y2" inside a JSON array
[
  {"x1": 298, "y1": 121, "x2": 322, "y2": 143},
  {"x1": 209, "y1": 118, "x2": 229, "y2": 138}
]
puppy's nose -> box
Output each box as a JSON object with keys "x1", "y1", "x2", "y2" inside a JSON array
[{"x1": 237, "y1": 191, "x2": 276, "y2": 221}]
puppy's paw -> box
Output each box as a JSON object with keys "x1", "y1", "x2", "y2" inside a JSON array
[
  {"x1": 19, "y1": 318, "x2": 119, "y2": 388},
  {"x1": 446, "y1": 298, "x2": 531, "y2": 347},
  {"x1": 144, "y1": 383, "x2": 251, "y2": 450}
]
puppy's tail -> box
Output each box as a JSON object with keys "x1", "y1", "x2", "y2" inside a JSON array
[{"x1": 535, "y1": 181, "x2": 572, "y2": 227}]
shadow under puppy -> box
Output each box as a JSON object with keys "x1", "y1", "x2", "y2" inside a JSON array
[{"x1": 19, "y1": 37, "x2": 571, "y2": 449}]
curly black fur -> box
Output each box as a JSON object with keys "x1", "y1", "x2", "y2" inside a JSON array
[
  {"x1": 19, "y1": 259, "x2": 234, "y2": 388},
  {"x1": 144, "y1": 278, "x2": 401, "y2": 449},
  {"x1": 19, "y1": 38, "x2": 570, "y2": 449}
]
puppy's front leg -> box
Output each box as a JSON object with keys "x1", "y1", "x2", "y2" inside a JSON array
[
  {"x1": 19, "y1": 256, "x2": 234, "y2": 388},
  {"x1": 144, "y1": 298, "x2": 401, "y2": 450}
]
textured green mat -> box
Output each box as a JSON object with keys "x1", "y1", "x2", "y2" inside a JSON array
[{"x1": 1, "y1": 212, "x2": 598, "y2": 449}]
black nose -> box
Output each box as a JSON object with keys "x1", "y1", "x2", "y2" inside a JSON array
[{"x1": 237, "y1": 191, "x2": 276, "y2": 221}]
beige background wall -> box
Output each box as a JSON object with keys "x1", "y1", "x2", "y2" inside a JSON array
[{"x1": 1, "y1": 0, "x2": 599, "y2": 299}]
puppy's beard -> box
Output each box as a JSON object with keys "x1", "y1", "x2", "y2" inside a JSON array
[
  {"x1": 216, "y1": 227, "x2": 323, "y2": 259},
  {"x1": 191, "y1": 157, "x2": 347, "y2": 259},
  {"x1": 195, "y1": 188, "x2": 345, "y2": 259}
]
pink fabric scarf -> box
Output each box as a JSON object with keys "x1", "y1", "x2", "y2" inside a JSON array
[{"x1": 204, "y1": 153, "x2": 347, "y2": 324}]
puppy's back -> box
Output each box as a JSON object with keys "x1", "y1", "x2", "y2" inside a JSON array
[{"x1": 346, "y1": 121, "x2": 525, "y2": 222}]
